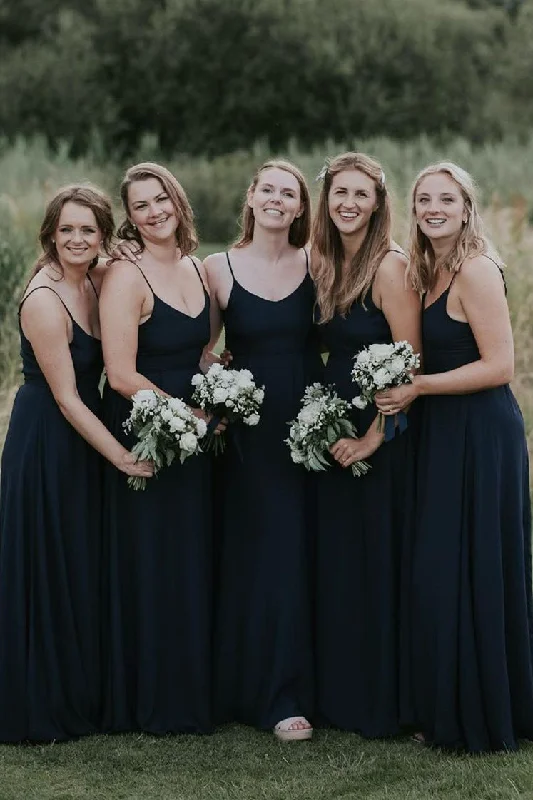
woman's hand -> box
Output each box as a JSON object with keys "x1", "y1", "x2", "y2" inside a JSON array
[
  {"x1": 116, "y1": 451, "x2": 154, "y2": 478},
  {"x1": 375, "y1": 379, "x2": 420, "y2": 415},
  {"x1": 330, "y1": 430, "x2": 383, "y2": 467},
  {"x1": 107, "y1": 240, "x2": 142, "y2": 265},
  {"x1": 199, "y1": 348, "x2": 233, "y2": 373},
  {"x1": 191, "y1": 407, "x2": 228, "y2": 435}
]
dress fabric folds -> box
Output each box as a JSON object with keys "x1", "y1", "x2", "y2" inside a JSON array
[
  {"x1": 315, "y1": 291, "x2": 415, "y2": 737},
  {"x1": 0, "y1": 288, "x2": 103, "y2": 742},
  {"x1": 102, "y1": 264, "x2": 213, "y2": 734},
  {"x1": 214, "y1": 253, "x2": 320, "y2": 729},
  {"x1": 406, "y1": 284, "x2": 533, "y2": 752}
]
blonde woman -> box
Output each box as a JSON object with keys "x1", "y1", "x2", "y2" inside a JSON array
[
  {"x1": 376, "y1": 162, "x2": 533, "y2": 752},
  {"x1": 311, "y1": 152, "x2": 421, "y2": 737},
  {"x1": 100, "y1": 163, "x2": 218, "y2": 735},
  {"x1": 204, "y1": 160, "x2": 320, "y2": 740}
]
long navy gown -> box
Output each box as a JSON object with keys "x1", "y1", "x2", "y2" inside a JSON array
[
  {"x1": 0, "y1": 287, "x2": 103, "y2": 742},
  {"x1": 214, "y1": 251, "x2": 320, "y2": 729},
  {"x1": 315, "y1": 286, "x2": 415, "y2": 737},
  {"x1": 407, "y1": 275, "x2": 533, "y2": 752},
  {"x1": 102, "y1": 260, "x2": 213, "y2": 734}
]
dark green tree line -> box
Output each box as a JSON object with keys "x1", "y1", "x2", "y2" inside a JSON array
[{"x1": 0, "y1": 0, "x2": 530, "y2": 156}]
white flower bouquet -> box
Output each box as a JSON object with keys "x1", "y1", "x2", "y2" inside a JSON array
[
  {"x1": 123, "y1": 389, "x2": 207, "y2": 490},
  {"x1": 351, "y1": 341, "x2": 420, "y2": 437},
  {"x1": 190, "y1": 363, "x2": 265, "y2": 453},
  {"x1": 285, "y1": 383, "x2": 370, "y2": 477}
]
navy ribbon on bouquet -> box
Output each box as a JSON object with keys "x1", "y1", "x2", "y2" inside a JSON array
[
  {"x1": 206, "y1": 415, "x2": 244, "y2": 461},
  {"x1": 383, "y1": 410, "x2": 408, "y2": 442}
]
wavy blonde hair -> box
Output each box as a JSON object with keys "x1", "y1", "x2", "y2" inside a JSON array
[
  {"x1": 407, "y1": 161, "x2": 503, "y2": 293},
  {"x1": 117, "y1": 162, "x2": 198, "y2": 256},
  {"x1": 234, "y1": 159, "x2": 311, "y2": 249},
  {"x1": 311, "y1": 152, "x2": 391, "y2": 322}
]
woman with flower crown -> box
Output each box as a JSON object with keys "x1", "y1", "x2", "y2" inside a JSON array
[
  {"x1": 204, "y1": 159, "x2": 321, "y2": 741},
  {"x1": 311, "y1": 152, "x2": 421, "y2": 737},
  {"x1": 376, "y1": 162, "x2": 533, "y2": 752}
]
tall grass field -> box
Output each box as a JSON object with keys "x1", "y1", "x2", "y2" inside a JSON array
[{"x1": 1, "y1": 137, "x2": 533, "y2": 799}]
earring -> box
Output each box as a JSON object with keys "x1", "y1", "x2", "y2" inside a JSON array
[{"x1": 131, "y1": 222, "x2": 137, "y2": 231}]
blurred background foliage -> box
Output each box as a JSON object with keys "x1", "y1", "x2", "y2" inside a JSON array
[{"x1": 0, "y1": 0, "x2": 531, "y2": 157}]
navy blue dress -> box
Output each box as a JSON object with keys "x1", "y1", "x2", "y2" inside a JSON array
[
  {"x1": 102, "y1": 260, "x2": 213, "y2": 734},
  {"x1": 407, "y1": 276, "x2": 533, "y2": 752},
  {"x1": 0, "y1": 287, "x2": 103, "y2": 742},
  {"x1": 315, "y1": 288, "x2": 415, "y2": 737},
  {"x1": 213, "y1": 251, "x2": 320, "y2": 729}
]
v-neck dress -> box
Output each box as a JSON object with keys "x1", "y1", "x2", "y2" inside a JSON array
[
  {"x1": 213, "y1": 251, "x2": 321, "y2": 729},
  {"x1": 0, "y1": 286, "x2": 104, "y2": 742},
  {"x1": 101, "y1": 260, "x2": 214, "y2": 734},
  {"x1": 406, "y1": 276, "x2": 533, "y2": 752}
]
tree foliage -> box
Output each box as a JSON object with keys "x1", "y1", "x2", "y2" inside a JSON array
[{"x1": 0, "y1": 0, "x2": 529, "y2": 156}]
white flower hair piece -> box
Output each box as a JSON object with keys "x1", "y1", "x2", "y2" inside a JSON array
[
  {"x1": 379, "y1": 169, "x2": 386, "y2": 188},
  {"x1": 315, "y1": 158, "x2": 331, "y2": 183}
]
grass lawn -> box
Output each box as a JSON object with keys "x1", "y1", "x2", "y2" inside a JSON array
[{"x1": 1, "y1": 727, "x2": 533, "y2": 800}]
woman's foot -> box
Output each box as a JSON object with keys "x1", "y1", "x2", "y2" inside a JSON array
[{"x1": 274, "y1": 716, "x2": 313, "y2": 742}]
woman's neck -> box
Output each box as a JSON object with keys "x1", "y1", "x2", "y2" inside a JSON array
[
  {"x1": 142, "y1": 238, "x2": 181, "y2": 268},
  {"x1": 248, "y1": 226, "x2": 293, "y2": 265},
  {"x1": 339, "y1": 226, "x2": 368, "y2": 267}
]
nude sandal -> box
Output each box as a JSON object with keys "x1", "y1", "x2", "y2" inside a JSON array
[{"x1": 274, "y1": 716, "x2": 313, "y2": 742}]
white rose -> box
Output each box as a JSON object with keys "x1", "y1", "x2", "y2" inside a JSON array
[
  {"x1": 191, "y1": 373, "x2": 204, "y2": 387},
  {"x1": 291, "y1": 450, "x2": 305, "y2": 464},
  {"x1": 352, "y1": 396, "x2": 367, "y2": 410},
  {"x1": 243, "y1": 413, "x2": 260, "y2": 426},
  {"x1": 369, "y1": 343, "x2": 395, "y2": 359},
  {"x1": 207, "y1": 363, "x2": 224, "y2": 376},
  {"x1": 133, "y1": 389, "x2": 158, "y2": 408},
  {"x1": 253, "y1": 388, "x2": 265, "y2": 403},
  {"x1": 213, "y1": 387, "x2": 229, "y2": 404},
  {"x1": 388, "y1": 356, "x2": 406, "y2": 377},
  {"x1": 180, "y1": 432, "x2": 198, "y2": 452},
  {"x1": 196, "y1": 418, "x2": 208, "y2": 437},
  {"x1": 169, "y1": 416, "x2": 186, "y2": 433},
  {"x1": 167, "y1": 397, "x2": 186, "y2": 413},
  {"x1": 160, "y1": 407, "x2": 173, "y2": 423},
  {"x1": 373, "y1": 367, "x2": 392, "y2": 389},
  {"x1": 355, "y1": 350, "x2": 371, "y2": 365}
]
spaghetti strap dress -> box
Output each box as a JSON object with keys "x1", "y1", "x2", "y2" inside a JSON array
[
  {"x1": 213, "y1": 251, "x2": 321, "y2": 729},
  {"x1": 0, "y1": 285, "x2": 104, "y2": 742},
  {"x1": 101, "y1": 259, "x2": 213, "y2": 734},
  {"x1": 407, "y1": 272, "x2": 533, "y2": 752},
  {"x1": 315, "y1": 276, "x2": 415, "y2": 737}
]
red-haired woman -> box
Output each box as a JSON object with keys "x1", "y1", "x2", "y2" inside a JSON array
[{"x1": 0, "y1": 185, "x2": 152, "y2": 742}]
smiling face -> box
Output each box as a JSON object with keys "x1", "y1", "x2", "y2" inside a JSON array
[
  {"x1": 127, "y1": 177, "x2": 178, "y2": 244},
  {"x1": 327, "y1": 169, "x2": 378, "y2": 237},
  {"x1": 54, "y1": 202, "x2": 102, "y2": 270},
  {"x1": 414, "y1": 172, "x2": 467, "y2": 245},
  {"x1": 247, "y1": 167, "x2": 303, "y2": 233}
]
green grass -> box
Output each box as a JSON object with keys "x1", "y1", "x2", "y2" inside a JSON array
[{"x1": 1, "y1": 727, "x2": 532, "y2": 800}]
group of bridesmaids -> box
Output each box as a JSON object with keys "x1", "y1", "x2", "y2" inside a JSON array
[{"x1": 1, "y1": 152, "x2": 533, "y2": 754}]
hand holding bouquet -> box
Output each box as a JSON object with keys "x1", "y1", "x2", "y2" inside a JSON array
[
  {"x1": 190, "y1": 363, "x2": 265, "y2": 453},
  {"x1": 351, "y1": 341, "x2": 420, "y2": 439},
  {"x1": 123, "y1": 389, "x2": 207, "y2": 490},
  {"x1": 286, "y1": 383, "x2": 370, "y2": 477}
]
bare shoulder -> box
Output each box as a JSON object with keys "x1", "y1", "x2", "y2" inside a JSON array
[
  {"x1": 102, "y1": 258, "x2": 144, "y2": 288},
  {"x1": 376, "y1": 247, "x2": 409, "y2": 286},
  {"x1": 457, "y1": 254, "x2": 506, "y2": 293},
  {"x1": 203, "y1": 251, "x2": 228, "y2": 275},
  {"x1": 19, "y1": 284, "x2": 68, "y2": 338}
]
